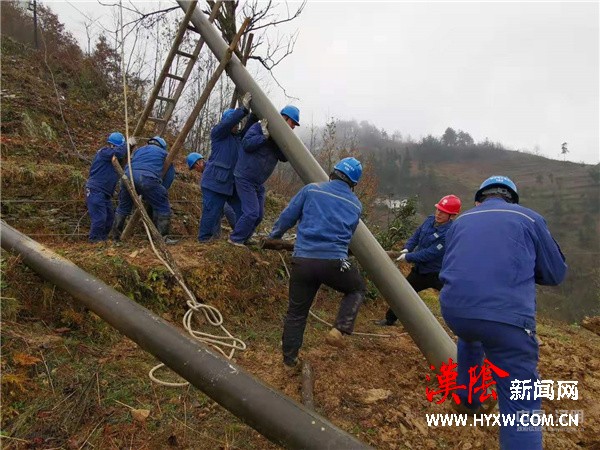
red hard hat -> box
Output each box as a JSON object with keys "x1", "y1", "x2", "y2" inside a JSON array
[{"x1": 435, "y1": 195, "x2": 461, "y2": 215}]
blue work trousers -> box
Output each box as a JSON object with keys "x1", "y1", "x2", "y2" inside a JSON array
[
  {"x1": 86, "y1": 188, "x2": 114, "y2": 241},
  {"x1": 230, "y1": 177, "x2": 265, "y2": 243},
  {"x1": 116, "y1": 173, "x2": 171, "y2": 217},
  {"x1": 198, "y1": 188, "x2": 241, "y2": 241},
  {"x1": 442, "y1": 313, "x2": 542, "y2": 450},
  {"x1": 212, "y1": 202, "x2": 238, "y2": 238}
]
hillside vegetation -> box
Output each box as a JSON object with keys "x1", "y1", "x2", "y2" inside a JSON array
[{"x1": 1, "y1": 4, "x2": 599, "y2": 450}]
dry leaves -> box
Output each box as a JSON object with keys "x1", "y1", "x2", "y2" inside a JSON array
[{"x1": 12, "y1": 352, "x2": 41, "y2": 366}]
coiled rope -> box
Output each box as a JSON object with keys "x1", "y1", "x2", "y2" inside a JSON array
[{"x1": 117, "y1": 1, "x2": 246, "y2": 387}]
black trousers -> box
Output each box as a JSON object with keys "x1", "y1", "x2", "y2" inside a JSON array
[
  {"x1": 282, "y1": 257, "x2": 366, "y2": 364},
  {"x1": 385, "y1": 268, "x2": 443, "y2": 324}
]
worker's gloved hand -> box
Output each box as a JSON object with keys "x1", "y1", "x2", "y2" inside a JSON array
[
  {"x1": 260, "y1": 119, "x2": 270, "y2": 139},
  {"x1": 127, "y1": 136, "x2": 137, "y2": 147},
  {"x1": 396, "y1": 253, "x2": 407, "y2": 262},
  {"x1": 241, "y1": 92, "x2": 252, "y2": 110},
  {"x1": 400, "y1": 249, "x2": 409, "y2": 254}
]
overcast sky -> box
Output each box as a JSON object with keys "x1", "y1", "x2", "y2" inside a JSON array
[{"x1": 47, "y1": 1, "x2": 599, "y2": 164}]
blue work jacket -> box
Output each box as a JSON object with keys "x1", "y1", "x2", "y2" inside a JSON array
[
  {"x1": 404, "y1": 215, "x2": 453, "y2": 274},
  {"x1": 439, "y1": 198, "x2": 567, "y2": 331},
  {"x1": 269, "y1": 180, "x2": 362, "y2": 259},
  {"x1": 124, "y1": 144, "x2": 175, "y2": 189},
  {"x1": 86, "y1": 143, "x2": 127, "y2": 195},
  {"x1": 236, "y1": 121, "x2": 288, "y2": 186},
  {"x1": 202, "y1": 107, "x2": 254, "y2": 195}
]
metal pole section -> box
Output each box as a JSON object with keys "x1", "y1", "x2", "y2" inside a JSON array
[
  {"x1": 177, "y1": 1, "x2": 456, "y2": 368},
  {"x1": 0, "y1": 221, "x2": 369, "y2": 450}
]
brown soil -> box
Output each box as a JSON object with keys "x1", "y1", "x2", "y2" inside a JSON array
[{"x1": 2, "y1": 241, "x2": 599, "y2": 449}]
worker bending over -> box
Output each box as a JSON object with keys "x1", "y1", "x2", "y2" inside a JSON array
[
  {"x1": 112, "y1": 136, "x2": 175, "y2": 240},
  {"x1": 269, "y1": 157, "x2": 366, "y2": 368}
]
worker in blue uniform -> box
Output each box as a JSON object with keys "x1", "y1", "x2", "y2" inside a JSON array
[
  {"x1": 268, "y1": 157, "x2": 366, "y2": 367},
  {"x1": 85, "y1": 132, "x2": 133, "y2": 242},
  {"x1": 112, "y1": 136, "x2": 175, "y2": 240},
  {"x1": 199, "y1": 93, "x2": 256, "y2": 241},
  {"x1": 439, "y1": 176, "x2": 567, "y2": 450},
  {"x1": 188, "y1": 151, "x2": 236, "y2": 238},
  {"x1": 229, "y1": 105, "x2": 300, "y2": 246},
  {"x1": 375, "y1": 194, "x2": 461, "y2": 326}
]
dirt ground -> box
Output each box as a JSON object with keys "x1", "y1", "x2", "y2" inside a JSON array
[{"x1": 2, "y1": 239, "x2": 599, "y2": 449}]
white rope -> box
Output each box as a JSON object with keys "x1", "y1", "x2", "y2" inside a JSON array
[
  {"x1": 276, "y1": 253, "x2": 390, "y2": 338},
  {"x1": 116, "y1": 1, "x2": 246, "y2": 387},
  {"x1": 119, "y1": 0, "x2": 135, "y2": 187}
]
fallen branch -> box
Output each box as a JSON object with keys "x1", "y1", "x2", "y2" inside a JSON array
[
  {"x1": 262, "y1": 238, "x2": 402, "y2": 259},
  {"x1": 301, "y1": 361, "x2": 315, "y2": 411}
]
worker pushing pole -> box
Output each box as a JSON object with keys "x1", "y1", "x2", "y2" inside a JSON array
[{"x1": 176, "y1": 1, "x2": 456, "y2": 369}]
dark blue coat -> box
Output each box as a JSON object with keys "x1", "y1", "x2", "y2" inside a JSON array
[
  {"x1": 202, "y1": 107, "x2": 253, "y2": 195},
  {"x1": 85, "y1": 143, "x2": 127, "y2": 195},
  {"x1": 404, "y1": 215, "x2": 452, "y2": 274},
  {"x1": 236, "y1": 122, "x2": 288, "y2": 186},
  {"x1": 439, "y1": 198, "x2": 567, "y2": 331},
  {"x1": 125, "y1": 144, "x2": 175, "y2": 189},
  {"x1": 269, "y1": 180, "x2": 362, "y2": 259}
]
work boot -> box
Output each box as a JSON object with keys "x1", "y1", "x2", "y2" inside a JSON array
[
  {"x1": 156, "y1": 215, "x2": 178, "y2": 245},
  {"x1": 325, "y1": 328, "x2": 347, "y2": 348},
  {"x1": 111, "y1": 214, "x2": 127, "y2": 241}
]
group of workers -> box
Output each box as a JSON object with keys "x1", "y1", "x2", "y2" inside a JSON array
[{"x1": 85, "y1": 92, "x2": 567, "y2": 450}]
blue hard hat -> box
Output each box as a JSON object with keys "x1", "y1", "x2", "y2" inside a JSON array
[
  {"x1": 107, "y1": 132, "x2": 125, "y2": 146},
  {"x1": 221, "y1": 109, "x2": 236, "y2": 121},
  {"x1": 334, "y1": 157, "x2": 362, "y2": 185},
  {"x1": 280, "y1": 105, "x2": 300, "y2": 126},
  {"x1": 186, "y1": 152, "x2": 204, "y2": 170},
  {"x1": 475, "y1": 175, "x2": 519, "y2": 204},
  {"x1": 148, "y1": 136, "x2": 167, "y2": 150}
]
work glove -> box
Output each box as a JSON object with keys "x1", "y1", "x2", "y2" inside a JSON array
[
  {"x1": 241, "y1": 92, "x2": 252, "y2": 110},
  {"x1": 340, "y1": 258, "x2": 351, "y2": 272},
  {"x1": 260, "y1": 119, "x2": 270, "y2": 139},
  {"x1": 127, "y1": 136, "x2": 137, "y2": 147},
  {"x1": 396, "y1": 253, "x2": 407, "y2": 262}
]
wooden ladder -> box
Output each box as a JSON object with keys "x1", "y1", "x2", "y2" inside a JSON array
[{"x1": 132, "y1": 0, "x2": 223, "y2": 139}]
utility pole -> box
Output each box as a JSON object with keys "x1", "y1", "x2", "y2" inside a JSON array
[{"x1": 28, "y1": 0, "x2": 38, "y2": 49}]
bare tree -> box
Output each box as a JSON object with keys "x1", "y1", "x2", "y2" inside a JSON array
[{"x1": 206, "y1": 0, "x2": 306, "y2": 99}]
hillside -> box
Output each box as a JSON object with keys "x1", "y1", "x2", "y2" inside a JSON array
[{"x1": 1, "y1": 8, "x2": 600, "y2": 450}]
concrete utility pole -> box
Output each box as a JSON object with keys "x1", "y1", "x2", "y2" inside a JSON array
[
  {"x1": 176, "y1": 1, "x2": 456, "y2": 369},
  {"x1": 0, "y1": 222, "x2": 370, "y2": 450}
]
